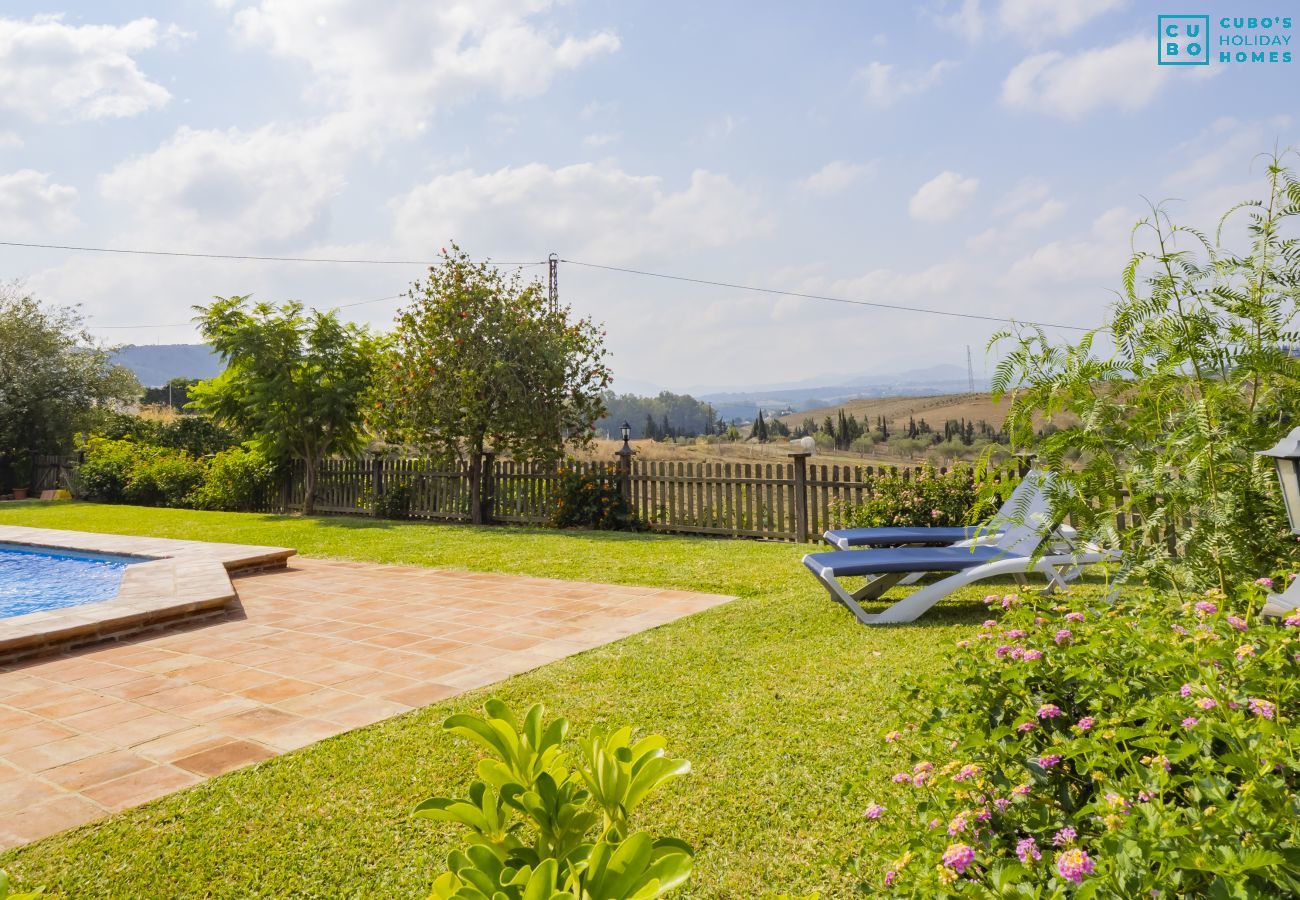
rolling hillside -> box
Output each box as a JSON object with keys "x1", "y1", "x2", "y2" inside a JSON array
[{"x1": 777, "y1": 392, "x2": 1009, "y2": 430}]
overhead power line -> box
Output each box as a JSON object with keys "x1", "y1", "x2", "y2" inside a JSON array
[
  {"x1": 0, "y1": 239, "x2": 546, "y2": 267},
  {"x1": 559, "y1": 258, "x2": 1097, "y2": 333},
  {"x1": 89, "y1": 292, "x2": 408, "y2": 329}
]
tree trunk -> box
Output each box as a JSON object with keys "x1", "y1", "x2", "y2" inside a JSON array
[
  {"x1": 467, "y1": 450, "x2": 483, "y2": 525},
  {"x1": 303, "y1": 456, "x2": 318, "y2": 516}
]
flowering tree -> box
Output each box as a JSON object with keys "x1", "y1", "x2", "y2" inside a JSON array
[
  {"x1": 191, "y1": 297, "x2": 376, "y2": 515},
  {"x1": 377, "y1": 246, "x2": 610, "y2": 524}
]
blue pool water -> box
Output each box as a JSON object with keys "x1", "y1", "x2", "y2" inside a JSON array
[{"x1": 0, "y1": 544, "x2": 147, "y2": 618}]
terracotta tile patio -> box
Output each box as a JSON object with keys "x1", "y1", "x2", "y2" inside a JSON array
[{"x1": 0, "y1": 557, "x2": 732, "y2": 849}]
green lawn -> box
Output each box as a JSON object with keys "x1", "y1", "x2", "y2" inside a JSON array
[{"x1": 0, "y1": 502, "x2": 1112, "y2": 898}]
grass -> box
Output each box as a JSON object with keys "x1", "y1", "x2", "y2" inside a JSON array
[{"x1": 0, "y1": 501, "x2": 1113, "y2": 898}]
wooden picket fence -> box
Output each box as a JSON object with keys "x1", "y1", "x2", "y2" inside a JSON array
[{"x1": 266, "y1": 454, "x2": 1009, "y2": 543}]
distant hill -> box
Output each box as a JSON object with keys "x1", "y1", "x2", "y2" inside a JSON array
[
  {"x1": 111, "y1": 344, "x2": 222, "y2": 387},
  {"x1": 695, "y1": 364, "x2": 989, "y2": 420}
]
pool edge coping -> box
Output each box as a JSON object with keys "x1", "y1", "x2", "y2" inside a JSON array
[{"x1": 0, "y1": 526, "x2": 294, "y2": 663}]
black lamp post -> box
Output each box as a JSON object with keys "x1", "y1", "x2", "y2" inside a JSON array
[
  {"x1": 1257, "y1": 426, "x2": 1300, "y2": 612},
  {"x1": 615, "y1": 421, "x2": 633, "y2": 505}
]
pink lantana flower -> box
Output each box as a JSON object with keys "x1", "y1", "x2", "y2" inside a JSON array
[
  {"x1": 941, "y1": 843, "x2": 976, "y2": 874},
  {"x1": 864, "y1": 802, "x2": 885, "y2": 820},
  {"x1": 1037, "y1": 704, "x2": 1063, "y2": 719},
  {"x1": 1056, "y1": 848, "x2": 1095, "y2": 885}
]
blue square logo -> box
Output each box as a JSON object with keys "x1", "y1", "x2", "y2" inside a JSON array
[{"x1": 1158, "y1": 15, "x2": 1210, "y2": 65}]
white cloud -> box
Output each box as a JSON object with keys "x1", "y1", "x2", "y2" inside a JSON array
[
  {"x1": 993, "y1": 177, "x2": 1050, "y2": 216},
  {"x1": 228, "y1": 1, "x2": 619, "y2": 128},
  {"x1": 0, "y1": 131, "x2": 22, "y2": 149},
  {"x1": 98, "y1": 117, "x2": 358, "y2": 248},
  {"x1": 997, "y1": 0, "x2": 1127, "y2": 42},
  {"x1": 0, "y1": 169, "x2": 79, "y2": 234},
  {"x1": 582, "y1": 132, "x2": 620, "y2": 148},
  {"x1": 1010, "y1": 198, "x2": 1067, "y2": 229},
  {"x1": 1002, "y1": 36, "x2": 1206, "y2": 119},
  {"x1": 387, "y1": 163, "x2": 771, "y2": 263},
  {"x1": 909, "y1": 170, "x2": 979, "y2": 222},
  {"x1": 798, "y1": 160, "x2": 877, "y2": 194},
  {"x1": 0, "y1": 14, "x2": 171, "y2": 121},
  {"x1": 927, "y1": 0, "x2": 985, "y2": 42},
  {"x1": 857, "y1": 60, "x2": 954, "y2": 107}
]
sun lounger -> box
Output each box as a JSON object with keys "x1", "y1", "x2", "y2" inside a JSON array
[
  {"x1": 802, "y1": 472, "x2": 1117, "y2": 624},
  {"x1": 821, "y1": 470, "x2": 1049, "y2": 550}
]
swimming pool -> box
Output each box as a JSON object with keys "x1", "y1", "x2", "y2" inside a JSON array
[{"x1": 0, "y1": 543, "x2": 147, "y2": 618}]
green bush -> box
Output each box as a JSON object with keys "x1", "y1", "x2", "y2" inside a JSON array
[
  {"x1": 80, "y1": 436, "x2": 272, "y2": 511},
  {"x1": 416, "y1": 699, "x2": 693, "y2": 899},
  {"x1": 121, "y1": 448, "x2": 205, "y2": 508},
  {"x1": 194, "y1": 446, "x2": 276, "y2": 511},
  {"x1": 77, "y1": 437, "x2": 141, "y2": 502},
  {"x1": 374, "y1": 481, "x2": 413, "y2": 519},
  {"x1": 97, "y1": 410, "x2": 240, "y2": 456},
  {"x1": 867, "y1": 584, "x2": 1300, "y2": 896},
  {"x1": 832, "y1": 465, "x2": 1003, "y2": 529},
  {"x1": 549, "y1": 465, "x2": 644, "y2": 531}
]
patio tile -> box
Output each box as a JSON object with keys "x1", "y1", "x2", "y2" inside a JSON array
[
  {"x1": 82, "y1": 764, "x2": 203, "y2": 812},
  {"x1": 43, "y1": 750, "x2": 154, "y2": 791},
  {"x1": 6, "y1": 733, "x2": 113, "y2": 773},
  {"x1": 0, "y1": 795, "x2": 105, "y2": 850},
  {"x1": 174, "y1": 740, "x2": 276, "y2": 777},
  {"x1": 0, "y1": 554, "x2": 732, "y2": 847}
]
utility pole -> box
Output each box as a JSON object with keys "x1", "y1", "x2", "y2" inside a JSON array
[
  {"x1": 966, "y1": 345, "x2": 976, "y2": 393},
  {"x1": 548, "y1": 253, "x2": 558, "y2": 310}
]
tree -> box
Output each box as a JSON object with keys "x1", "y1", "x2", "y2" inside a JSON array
[
  {"x1": 142, "y1": 377, "x2": 200, "y2": 412},
  {"x1": 0, "y1": 286, "x2": 138, "y2": 491},
  {"x1": 190, "y1": 296, "x2": 375, "y2": 516},
  {"x1": 752, "y1": 409, "x2": 769, "y2": 442},
  {"x1": 991, "y1": 152, "x2": 1300, "y2": 592},
  {"x1": 379, "y1": 245, "x2": 610, "y2": 524}
]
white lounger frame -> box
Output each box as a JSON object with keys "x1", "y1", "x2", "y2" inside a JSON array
[
  {"x1": 805, "y1": 547, "x2": 1116, "y2": 626},
  {"x1": 806, "y1": 472, "x2": 1118, "y2": 625}
]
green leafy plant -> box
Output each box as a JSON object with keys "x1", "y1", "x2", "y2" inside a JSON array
[
  {"x1": 866, "y1": 585, "x2": 1300, "y2": 896},
  {"x1": 0, "y1": 869, "x2": 43, "y2": 899},
  {"x1": 416, "y1": 700, "x2": 692, "y2": 899},
  {"x1": 194, "y1": 445, "x2": 277, "y2": 511},
  {"x1": 375, "y1": 481, "x2": 414, "y2": 519},
  {"x1": 376, "y1": 244, "x2": 611, "y2": 525},
  {"x1": 991, "y1": 151, "x2": 1300, "y2": 593},
  {"x1": 830, "y1": 465, "x2": 1005, "y2": 530},
  {"x1": 191, "y1": 296, "x2": 377, "y2": 515},
  {"x1": 548, "y1": 466, "x2": 644, "y2": 532}
]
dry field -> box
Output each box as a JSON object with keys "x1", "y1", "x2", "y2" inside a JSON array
[{"x1": 778, "y1": 391, "x2": 1009, "y2": 430}]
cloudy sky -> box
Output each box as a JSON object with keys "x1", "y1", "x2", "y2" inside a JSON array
[{"x1": 0, "y1": 1, "x2": 1294, "y2": 392}]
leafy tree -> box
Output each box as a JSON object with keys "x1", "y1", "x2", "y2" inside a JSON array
[
  {"x1": 379, "y1": 245, "x2": 610, "y2": 524},
  {"x1": 0, "y1": 286, "x2": 138, "y2": 491},
  {"x1": 991, "y1": 152, "x2": 1300, "y2": 592},
  {"x1": 142, "y1": 377, "x2": 201, "y2": 411},
  {"x1": 190, "y1": 296, "x2": 376, "y2": 515}
]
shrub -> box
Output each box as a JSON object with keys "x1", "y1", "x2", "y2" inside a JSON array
[
  {"x1": 992, "y1": 153, "x2": 1300, "y2": 592},
  {"x1": 374, "y1": 481, "x2": 412, "y2": 519},
  {"x1": 97, "y1": 410, "x2": 240, "y2": 456},
  {"x1": 416, "y1": 699, "x2": 693, "y2": 898},
  {"x1": 77, "y1": 437, "x2": 141, "y2": 502},
  {"x1": 831, "y1": 466, "x2": 1003, "y2": 530},
  {"x1": 866, "y1": 585, "x2": 1300, "y2": 896},
  {"x1": 549, "y1": 465, "x2": 645, "y2": 531},
  {"x1": 194, "y1": 446, "x2": 276, "y2": 511},
  {"x1": 121, "y1": 448, "x2": 205, "y2": 508}
]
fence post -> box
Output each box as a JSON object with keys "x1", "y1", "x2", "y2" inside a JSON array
[
  {"x1": 480, "y1": 451, "x2": 496, "y2": 524},
  {"x1": 616, "y1": 446, "x2": 633, "y2": 506},
  {"x1": 371, "y1": 455, "x2": 384, "y2": 517},
  {"x1": 789, "y1": 452, "x2": 810, "y2": 543}
]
